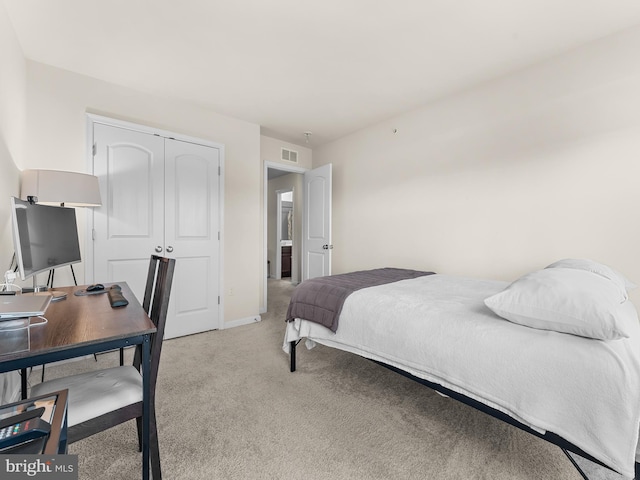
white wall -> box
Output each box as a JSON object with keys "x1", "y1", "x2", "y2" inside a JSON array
[
  {"x1": 261, "y1": 136, "x2": 313, "y2": 170},
  {"x1": 0, "y1": 2, "x2": 24, "y2": 270},
  {"x1": 0, "y1": 2, "x2": 25, "y2": 404},
  {"x1": 22, "y1": 61, "x2": 262, "y2": 326},
  {"x1": 314, "y1": 25, "x2": 640, "y2": 303}
]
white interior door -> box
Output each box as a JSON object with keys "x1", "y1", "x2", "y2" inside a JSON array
[
  {"x1": 92, "y1": 124, "x2": 165, "y2": 296},
  {"x1": 92, "y1": 122, "x2": 221, "y2": 338},
  {"x1": 303, "y1": 164, "x2": 332, "y2": 280},
  {"x1": 164, "y1": 138, "x2": 220, "y2": 338}
]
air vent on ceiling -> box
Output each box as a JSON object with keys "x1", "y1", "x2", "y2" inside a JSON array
[{"x1": 281, "y1": 147, "x2": 298, "y2": 163}]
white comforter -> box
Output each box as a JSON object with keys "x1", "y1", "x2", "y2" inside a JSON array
[{"x1": 284, "y1": 274, "x2": 640, "y2": 478}]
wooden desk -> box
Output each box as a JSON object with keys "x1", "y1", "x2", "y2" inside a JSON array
[{"x1": 0, "y1": 283, "x2": 155, "y2": 480}]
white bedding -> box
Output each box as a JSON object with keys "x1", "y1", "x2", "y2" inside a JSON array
[{"x1": 284, "y1": 274, "x2": 640, "y2": 478}]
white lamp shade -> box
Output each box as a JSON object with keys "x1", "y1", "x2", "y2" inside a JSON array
[{"x1": 20, "y1": 169, "x2": 102, "y2": 207}]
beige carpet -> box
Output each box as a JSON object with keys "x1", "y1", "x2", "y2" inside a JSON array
[{"x1": 29, "y1": 279, "x2": 624, "y2": 479}]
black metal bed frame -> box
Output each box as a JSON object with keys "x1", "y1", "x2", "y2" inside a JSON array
[{"x1": 289, "y1": 339, "x2": 640, "y2": 480}]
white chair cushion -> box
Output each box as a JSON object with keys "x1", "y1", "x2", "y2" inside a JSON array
[{"x1": 30, "y1": 366, "x2": 143, "y2": 426}]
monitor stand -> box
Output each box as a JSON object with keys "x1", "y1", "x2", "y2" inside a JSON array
[
  {"x1": 35, "y1": 290, "x2": 67, "y2": 302},
  {"x1": 24, "y1": 280, "x2": 67, "y2": 302}
]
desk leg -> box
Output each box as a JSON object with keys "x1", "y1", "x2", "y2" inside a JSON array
[
  {"x1": 20, "y1": 368, "x2": 27, "y2": 399},
  {"x1": 142, "y1": 336, "x2": 150, "y2": 480}
]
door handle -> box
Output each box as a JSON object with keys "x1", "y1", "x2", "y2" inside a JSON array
[
  {"x1": 155, "y1": 246, "x2": 163, "y2": 253},
  {"x1": 166, "y1": 246, "x2": 174, "y2": 253},
  {"x1": 322, "y1": 244, "x2": 333, "y2": 250}
]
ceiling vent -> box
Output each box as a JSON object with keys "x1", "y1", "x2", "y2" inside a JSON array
[{"x1": 281, "y1": 147, "x2": 298, "y2": 163}]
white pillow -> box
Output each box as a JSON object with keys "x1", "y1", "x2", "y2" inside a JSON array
[
  {"x1": 546, "y1": 258, "x2": 637, "y2": 293},
  {"x1": 484, "y1": 268, "x2": 632, "y2": 340}
]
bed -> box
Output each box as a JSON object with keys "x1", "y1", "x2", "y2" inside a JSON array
[{"x1": 283, "y1": 260, "x2": 640, "y2": 479}]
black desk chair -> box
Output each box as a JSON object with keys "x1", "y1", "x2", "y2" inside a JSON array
[{"x1": 30, "y1": 255, "x2": 175, "y2": 479}]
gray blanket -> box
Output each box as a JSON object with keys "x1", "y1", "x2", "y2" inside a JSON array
[{"x1": 285, "y1": 268, "x2": 435, "y2": 332}]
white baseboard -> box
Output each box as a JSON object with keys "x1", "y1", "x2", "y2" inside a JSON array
[{"x1": 223, "y1": 315, "x2": 262, "y2": 329}]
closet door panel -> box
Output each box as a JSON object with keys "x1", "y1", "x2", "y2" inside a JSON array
[
  {"x1": 108, "y1": 144, "x2": 154, "y2": 238},
  {"x1": 93, "y1": 123, "x2": 165, "y2": 298},
  {"x1": 174, "y1": 153, "x2": 210, "y2": 238},
  {"x1": 174, "y1": 257, "x2": 210, "y2": 313},
  {"x1": 164, "y1": 138, "x2": 220, "y2": 338}
]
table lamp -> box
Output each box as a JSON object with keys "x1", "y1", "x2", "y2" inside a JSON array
[
  {"x1": 18, "y1": 169, "x2": 102, "y2": 290},
  {"x1": 20, "y1": 169, "x2": 102, "y2": 207}
]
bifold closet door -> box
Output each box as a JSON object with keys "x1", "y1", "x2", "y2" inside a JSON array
[{"x1": 92, "y1": 123, "x2": 221, "y2": 338}]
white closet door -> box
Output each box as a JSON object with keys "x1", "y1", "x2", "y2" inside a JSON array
[
  {"x1": 92, "y1": 122, "x2": 221, "y2": 338},
  {"x1": 164, "y1": 138, "x2": 220, "y2": 338},
  {"x1": 93, "y1": 123, "x2": 165, "y2": 298}
]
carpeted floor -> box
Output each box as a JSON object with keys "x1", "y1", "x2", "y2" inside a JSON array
[{"x1": 29, "y1": 279, "x2": 624, "y2": 479}]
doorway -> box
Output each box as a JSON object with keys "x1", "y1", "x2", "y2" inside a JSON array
[
  {"x1": 263, "y1": 161, "x2": 333, "y2": 313},
  {"x1": 267, "y1": 170, "x2": 302, "y2": 284},
  {"x1": 276, "y1": 189, "x2": 294, "y2": 280},
  {"x1": 264, "y1": 162, "x2": 305, "y2": 312}
]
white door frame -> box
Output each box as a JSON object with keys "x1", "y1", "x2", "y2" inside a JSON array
[
  {"x1": 85, "y1": 113, "x2": 225, "y2": 328},
  {"x1": 263, "y1": 161, "x2": 306, "y2": 313}
]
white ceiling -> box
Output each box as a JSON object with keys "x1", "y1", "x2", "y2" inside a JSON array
[{"x1": 5, "y1": 0, "x2": 640, "y2": 147}]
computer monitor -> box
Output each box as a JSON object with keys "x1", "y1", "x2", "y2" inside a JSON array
[{"x1": 10, "y1": 196, "x2": 81, "y2": 291}]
